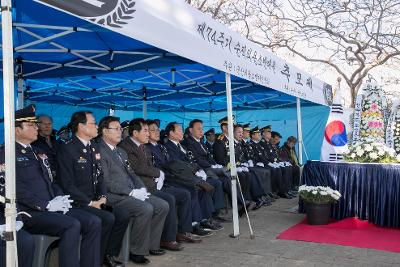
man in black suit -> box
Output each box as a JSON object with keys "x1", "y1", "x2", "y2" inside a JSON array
[
  {"x1": 183, "y1": 119, "x2": 231, "y2": 222},
  {"x1": 6, "y1": 105, "x2": 101, "y2": 267},
  {"x1": 163, "y1": 122, "x2": 223, "y2": 232},
  {"x1": 57, "y1": 111, "x2": 129, "y2": 267},
  {"x1": 146, "y1": 120, "x2": 202, "y2": 244}
]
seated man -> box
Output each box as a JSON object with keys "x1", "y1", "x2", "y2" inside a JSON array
[
  {"x1": 146, "y1": 119, "x2": 203, "y2": 243},
  {"x1": 7, "y1": 105, "x2": 101, "y2": 267},
  {"x1": 204, "y1": 128, "x2": 216, "y2": 155},
  {"x1": 98, "y1": 116, "x2": 170, "y2": 264},
  {"x1": 163, "y1": 122, "x2": 223, "y2": 231},
  {"x1": 0, "y1": 152, "x2": 34, "y2": 267},
  {"x1": 57, "y1": 111, "x2": 130, "y2": 267},
  {"x1": 260, "y1": 126, "x2": 294, "y2": 199},
  {"x1": 183, "y1": 119, "x2": 231, "y2": 222},
  {"x1": 271, "y1": 132, "x2": 300, "y2": 194}
]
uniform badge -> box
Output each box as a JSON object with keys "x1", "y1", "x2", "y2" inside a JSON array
[
  {"x1": 83, "y1": 148, "x2": 87, "y2": 153},
  {"x1": 21, "y1": 149, "x2": 26, "y2": 154},
  {"x1": 77, "y1": 157, "x2": 87, "y2": 163},
  {"x1": 92, "y1": 147, "x2": 96, "y2": 152},
  {"x1": 95, "y1": 153, "x2": 101, "y2": 160}
]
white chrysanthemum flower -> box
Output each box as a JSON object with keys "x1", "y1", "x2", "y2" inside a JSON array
[
  {"x1": 312, "y1": 191, "x2": 318, "y2": 195},
  {"x1": 364, "y1": 144, "x2": 373, "y2": 152},
  {"x1": 356, "y1": 149, "x2": 364, "y2": 157},
  {"x1": 320, "y1": 191, "x2": 328, "y2": 196},
  {"x1": 377, "y1": 150, "x2": 385, "y2": 156},
  {"x1": 369, "y1": 152, "x2": 378, "y2": 160},
  {"x1": 396, "y1": 154, "x2": 400, "y2": 162}
]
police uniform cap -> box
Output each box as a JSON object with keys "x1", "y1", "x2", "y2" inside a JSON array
[
  {"x1": 250, "y1": 126, "x2": 260, "y2": 134},
  {"x1": 242, "y1": 123, "x2": 250, "y2": 131},
  {"x1": 260, "y1": 125, "x2": 272, "y2": 132},
  {"x1": 15, "y1": 104, "x2": 38, "y2": 123},
  {"x1": 120, "y1": 120, "x2": 129, "y2": 129},
  {"x1": 205, "y1": 128, "x2": 215, "y2": 136},
  {"x1": 218, "y1": 115, "x2": 235, "y2": 125}
]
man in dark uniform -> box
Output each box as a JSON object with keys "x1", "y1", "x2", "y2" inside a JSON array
[
  {"x1": 242, "y1": 123, "x2": 251, "y2": 143},
  {"x1": 232, "y1": 124, "x2": 269, "y2": 210},
  {"x1": 260, "y1": 126, "x2": 293, "y2": 199},
  {"x1": 57, "y1": 111, "x2": 129, "y2": 267},
  {"x1": 120, "y1": 120, "x2": 130, "y2": 140},
  {"x1": 212, "y1": 116, "x2": 256, "y2": 216},
  {"x1": 183, "y1": 119, "x2": 231, "y2": 222},
  {"x1": 32, "y1": 115, "x2": 58, "y2": 176},
  {"x1": 0, "y1": 145, "x2": 35, "y2": 267},
  {"x1": 271, "y1": 132, "x2": 299, "y2": 195},
  {"x1": 204, "y1": 128, "x2": 216, "y2": 155},
  {"x1": 163, "y1": 122, "x2": 223, "y2": 232},
  {"x1": 5, "y1": 105, "x2": 101, "y2": 267}
]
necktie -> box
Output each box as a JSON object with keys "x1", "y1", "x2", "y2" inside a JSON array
[
  {"x1": 177, "y1": 143, "x2": 186, "y2": 154},
  {"x1": 114, "y1": 148, "x2": 125, "y2": 165},
  {"x1": 26, "y1": 146, "x2": 38, "y2": 160},
  {"x1": 139, "y1": 144, "x2": 147, "y2": 157}
]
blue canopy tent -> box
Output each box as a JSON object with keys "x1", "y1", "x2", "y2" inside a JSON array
[
  {"x1": 1, "y1": 1, "x2": 331, "y2": 259},
  {"x1": 0, "y1": 0, "x2": 329, "y2": 155}
]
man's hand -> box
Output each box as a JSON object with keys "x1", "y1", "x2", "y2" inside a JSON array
[{"x1": 89, "y1": 200, "x2": 103, "y2": 209}]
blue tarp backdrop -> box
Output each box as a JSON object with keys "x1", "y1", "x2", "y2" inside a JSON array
[{"x1": 1, "y1": 102, "x2": 328, "y2": 160}]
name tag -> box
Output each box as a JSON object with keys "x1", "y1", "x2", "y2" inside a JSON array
[{"x1": 77, "y1": 157, "x2": 87, "y2": 164}]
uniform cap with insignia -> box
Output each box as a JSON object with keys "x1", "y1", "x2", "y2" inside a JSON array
[
  {"x1": 242, "y1": 123, "x2": 251, "y2": 131},
  {"x1": 250, "y1": 126, "x2": 260, "y2": 135},
  {"x1": 218, "y1": 115, "x2": 235, "y2": 125},
  {"x1": 15, "y1": 104, "x2": 38, "y2": 123},
  {"x1": 120, "y1": 120, "x2": 129, "y2": 130},
  {"x1": 260, "y1": 125, "x2": 272, "y2": 132},
  {"x1": 205, "y1": 128, "x2": 215, "y2": 136}
]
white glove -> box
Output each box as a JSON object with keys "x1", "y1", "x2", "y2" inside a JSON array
[
  {"x1": 130, "y1": 188, "x2": 150, "y2": 201},
  {"x1": 248, "y1": 160, "x2": 254, "y2": 167},
  {"x1": 217, "y1": 164, "x2": 223, "y2": 168},
  {"x1": 242, "y1": 167, "x2": 249, "y2": 172},
  {"x1": 0, "y1": 221, "x2": 24, "y2": 236},
  {"x1": 196, "y1": 170, "x2": 207, "y2": 181},
  {"x1": 242, "y1": 162, "x2": 249, "y2": 167},
  {"x1": 256, "y1": 162, "x2": 264, "y2": 167},
  {"x1": 286, "y1": 162, "x2": 292, "y2": 166},
  {"x1": 279, "y1": 162, "x2": 285, "y2": 167},
  {"x1": 47, "y1": 196, "x2": 70, "y2": 214},
  {"x1": 155, "y1": 171, "x2": 165, "y2": 190},
  {"x1": 268, "y1": 162, "x2": 277, "y2": 168},
  {"x1": 236, "y1": 167, "x2": 243, "y2": 172},
  {"x1": 211, "y1": 164, "x2": 218, "y2": 169}
]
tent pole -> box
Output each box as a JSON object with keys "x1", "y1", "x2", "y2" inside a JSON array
[
  {"x1": 17, "y1": 77, "x2": 24, "y2": 109},
  {"x1": 143, "y1": 100, "x2": 147, "y2": 119},
  {"x1": 2, "y1": 0, "x2": 17, "y2": 266},
  {"x1": 225, "y1": 73, "x2": 239, "y2": 237},
  {"x1": 296, "y1": 97, "x2": 303, "y2": 165}
]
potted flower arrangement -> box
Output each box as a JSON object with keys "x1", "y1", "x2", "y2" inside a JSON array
[
  {"x1": 299, "y1": 185, "x2": 341, "y2": 225},
  {"x1": 344, "y1": 141, "x2": 400, "y2": 163}
]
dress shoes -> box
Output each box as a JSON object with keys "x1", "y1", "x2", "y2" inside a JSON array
[
  {"x1": 176, "y1": 232, "x2": 202, "y2": 243},
  {"x1": 149, "y1": 249, "x2": 166, "y2": 256},
  {"x1": 212, "y1": 214, "x2": 232, "y2": 223},
  {"x1": 160, "y1": 241, "x2": 184, "y2": 251},
  {"x1": 278, "y1": 193, "x2": 293, "y2": 199},
  {"x1": 129, "y1": 254, "x2": 150, "y2": 265},
  {"x1": 103, "y1": 255, "x2": 124, "y2": 267},
  {"x1": 269, "y1": 192, "x2": 279, "y2": 199},
  {"x1": 192, "y1": 225, "x2": 213, "y2": 237},
  {"x1": 252, "y1": 200, "x2": 264, "y2": 210},
  {"x1": 200, "y1": 219, "x2": 224, "y2": 231}
]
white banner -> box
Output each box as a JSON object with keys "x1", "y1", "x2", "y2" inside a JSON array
[
  {"x1": 36, "y1": 0, "x2": 332, "y2": 106},
  {"x1": 386, "y1": 100, "x2": 399, "y2": 150}
]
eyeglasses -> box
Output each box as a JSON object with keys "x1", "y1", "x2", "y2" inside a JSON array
[
  {"x1": 107, "y1": 127, "x2": 123, "y2": 132},
  {"x1": 24, "y1": 122, "x2": 39, "y2": 128}
]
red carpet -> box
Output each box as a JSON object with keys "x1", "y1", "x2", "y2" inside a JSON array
[{"x1": 277, "y1": 217, "x2": 400, "y2": 253}]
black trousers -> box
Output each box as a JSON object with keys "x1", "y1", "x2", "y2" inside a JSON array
[
  {"x1": 82, "y1": 205, "x2": 130, "y2": 261},
  {"x1": 156, "y1": 186, "x2": 192, "y2": 241},
  {"x1": 23, "y1": 208, "x2": 101, "y2": 267},
  {"x1": 0, "y1": 229, "x2": 35, "y2": 267}
]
